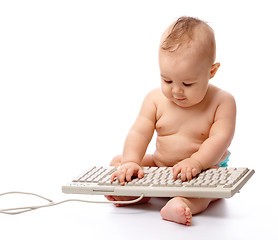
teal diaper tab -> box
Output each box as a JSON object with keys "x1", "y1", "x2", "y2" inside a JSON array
[{"x1": 216, "y1": 151, "x2": 231, "y2": 167}]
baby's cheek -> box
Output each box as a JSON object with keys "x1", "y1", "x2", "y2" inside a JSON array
[
  {"x1": 161, "y1": 87, "x2": 171, "y2": 99},
  {"x1": 188, "y1": 90, "x2": 205, "y2": 104}
]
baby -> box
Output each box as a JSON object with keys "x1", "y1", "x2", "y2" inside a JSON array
[{"x1": 106, "y1": 16, "x2": 236, "y2": 226}]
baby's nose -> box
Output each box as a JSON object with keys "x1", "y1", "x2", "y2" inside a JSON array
[{"x1": 172, "y1": 85, "x2": 184, "y2": 94}]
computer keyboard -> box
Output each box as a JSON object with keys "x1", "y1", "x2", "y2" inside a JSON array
[{"x1": 62, "y1": 166, "x2": 254, "y2": 198}]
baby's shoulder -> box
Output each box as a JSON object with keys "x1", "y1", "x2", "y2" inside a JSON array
[
  {"x1": 139, "y1": 88, "x2": 163, "y2": 112},
  {"x1": 144, "y1": 88, "x2": 164, "y2": 103},
  {"x1": 146, "y1": 88, "x2": 162, "y2": 96},
  {"x1": 208, "y1": 85, "x2": 236, "y2": 118},
  {"x1": 208, "y1": 85, "x2": 236, "y2": 105}
]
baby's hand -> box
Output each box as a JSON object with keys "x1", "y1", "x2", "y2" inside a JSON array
[
  {"x1": 110, "y1": 162, "x2": 144, "y2": 186},
  {"x1": 172, "y1": 158, "x2": 203, "y2": 182}
]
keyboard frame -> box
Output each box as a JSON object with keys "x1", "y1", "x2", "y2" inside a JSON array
[{"x1": 62, "y1": 167, "x2": 255, "y2": 199}]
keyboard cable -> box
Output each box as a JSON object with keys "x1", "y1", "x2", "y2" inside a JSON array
[{"x1": 0, "y1": 191, "x2": 145, "y2": 215}]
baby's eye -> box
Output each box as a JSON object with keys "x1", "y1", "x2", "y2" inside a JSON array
[
  {"x1": 164, "y1": 80, "x2": 173, "y2": 84},
  {"x1": 183, "y1": 82, "x2": 192, "y2": 87}
]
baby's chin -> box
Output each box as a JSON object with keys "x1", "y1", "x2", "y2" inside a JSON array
[
  {"x1": 171, "y1": 96, "x2": 205, "y2": 108},
  {"x1": 171, "y1": 98, "x2": 194, "y2": 108}
]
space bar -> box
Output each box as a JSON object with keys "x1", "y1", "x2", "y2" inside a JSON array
[{"x1": 93, "y1": 185, "x2": 115, "y2": 192}]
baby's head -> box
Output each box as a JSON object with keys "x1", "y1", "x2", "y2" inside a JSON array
[
  {"x1": 160, "y1": 16, "x2": 216, "y2": 64},
  {"x1": 159, "y1": 16, "x2": 220, "y2": 107}
]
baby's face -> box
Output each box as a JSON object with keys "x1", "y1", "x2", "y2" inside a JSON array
[{"x1": 159, "y1": 48, "x2": 216, "y2": 108}]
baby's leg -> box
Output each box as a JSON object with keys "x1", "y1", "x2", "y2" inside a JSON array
[
  {"x1": 110, "y1": 154, "x2": 156, "y2": 167},
  {"x1": 160, "y1": 197, "x2": 218, "y2": 226},
  {"x1": 105, "y1": 154, "x2": 155, "y2": 206}
]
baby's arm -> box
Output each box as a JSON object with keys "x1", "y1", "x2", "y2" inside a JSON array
[
  {"x1": 110, "y1": 90, "x2": 157, "y2": 185},
  {"x1": 173, "y1": 92, "x2": 236, "y2": 181}
]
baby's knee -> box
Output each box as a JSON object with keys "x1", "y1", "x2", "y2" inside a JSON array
[{"x1": 110, "y1": 154, "x2": 122, "y2": 167}]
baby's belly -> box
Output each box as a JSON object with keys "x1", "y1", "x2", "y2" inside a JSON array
[{"x1": 153, "y1": 135, "x2": 202, "y2": 167}]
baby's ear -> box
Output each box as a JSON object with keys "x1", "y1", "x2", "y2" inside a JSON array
[{"x1": 209, "y1": 63, "x2": 220, "y2": 79}]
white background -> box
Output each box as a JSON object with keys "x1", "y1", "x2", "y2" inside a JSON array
[{"x1": 0, "y1": 0, "x2": 277, "y2": 239}]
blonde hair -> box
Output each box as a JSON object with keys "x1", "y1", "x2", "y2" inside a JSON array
[{"x1": 160, "y1": 16, "x2": 216, "y2": 63}]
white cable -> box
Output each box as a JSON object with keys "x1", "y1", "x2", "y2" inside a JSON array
[{"x1": 0, "y1": 191, "x2": 145, "y2": 215}]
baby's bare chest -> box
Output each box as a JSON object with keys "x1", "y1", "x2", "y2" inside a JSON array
[{"x1": 155, "y1": 103, "x2": 216, "y2": 139}]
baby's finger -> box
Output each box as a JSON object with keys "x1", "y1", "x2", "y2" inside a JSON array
[
  {"x1": 110, "y1": 172, "x2": 117, "y2": 183},
  {"x1": 118, "y1": 169, "x2": 127, "y2": 185},
  {"x1": 186, "y1": 168, "x2": 193, "y2": 181},
  {"x1": 192, "y1": 168, "x2": 198, "y2": 177},
  {"x1": 126, "y1": 168, "x2": 134, "y2": 182},
  {"x1": 172, "y1": 166, "x2": 181, "y2": 180},
  {"x1": 181, "y1": 168, "x2": 187, "y2": 182},
  {"x1": 138, "y1": 168, "x2": 144, "y2": 179}
]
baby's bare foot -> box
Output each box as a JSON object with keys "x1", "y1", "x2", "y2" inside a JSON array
[
  {"x1": 160, "y1": 197, "x2": 192, "y2": 226},
  {"x1": 105, "y1": 195, "x2": 150, "y2": 207}
]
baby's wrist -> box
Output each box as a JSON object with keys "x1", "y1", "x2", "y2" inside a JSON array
[
  {"x1": 189, "y1": 156, "x2": 204, "y2": 170},
  {"x1": 120, "y1": 160, "x2": 141, "y2": 166}
]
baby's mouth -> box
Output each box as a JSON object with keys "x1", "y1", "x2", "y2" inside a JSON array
[{"x1": 175, "y1": 97, "x2": 187, "y2": 101}]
